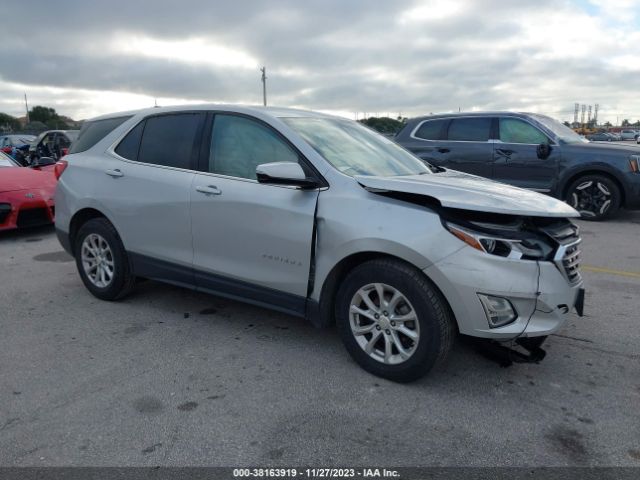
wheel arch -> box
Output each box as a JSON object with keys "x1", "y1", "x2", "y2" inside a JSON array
[
  {"x1": 312, "y1": 251, "x2": 457, "y2": 331},
  {"x1": 68, "y1": 208, "x2": 114, "y2": 256}
]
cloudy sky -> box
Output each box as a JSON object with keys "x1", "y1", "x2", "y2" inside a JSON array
[{"x1": 1, "y1": 0, "x2": 639, "y2": 123}]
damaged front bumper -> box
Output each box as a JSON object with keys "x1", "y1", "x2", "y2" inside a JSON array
[{"x1": 425, "y1": 245, "x2": 584, "y2": 340}]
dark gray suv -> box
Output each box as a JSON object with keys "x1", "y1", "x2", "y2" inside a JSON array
[{"x1": 396, "y1": 112, "x2": 640, "y2": 220}]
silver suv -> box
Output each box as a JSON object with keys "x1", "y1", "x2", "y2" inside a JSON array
[{"x1": 55, "y1": 105, "x2": 585, "y2": 382}]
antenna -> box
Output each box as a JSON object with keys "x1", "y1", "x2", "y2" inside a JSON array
[{"x1": 24, "y1": 93, "x2": 29, "y2": 123}]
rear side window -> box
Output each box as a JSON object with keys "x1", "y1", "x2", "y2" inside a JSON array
[
  {"x1": 115, "y1": 121, "x2": 145, "y2": 160},
  {"x1": 69, "y1": 117, "x2": 131, "y2": 153},
  {"x1": 137, "y1": 113, "x2": 203, "y2": 169},
  {"x1": 447, "y1": 117, "x2": 492, "y2": 142},
  {"x1": 414, "y1": 119, "x2": 447, "y2": 140}
]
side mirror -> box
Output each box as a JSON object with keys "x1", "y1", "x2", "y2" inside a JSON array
[
  {"x1": 31, "y1": 156, "x2": 56, "y2": 168},
  {"x1": 256, "y1": 162, "x2": 319, "y2": 189},
  {"x1": 536, "y1": 143, "x2": 552, "y2": 160}
]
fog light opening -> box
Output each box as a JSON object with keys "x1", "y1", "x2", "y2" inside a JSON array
[{"x1": 478, "y1": 294, "x2": 517, "y2": 328}]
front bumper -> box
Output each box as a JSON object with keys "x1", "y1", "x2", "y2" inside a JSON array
[
  {"x1": 0, "y1": 189, "x2": 55, "y2": 231},
  {"x1": 425, "y1": 245, "x2": 583, "y2": 339}
]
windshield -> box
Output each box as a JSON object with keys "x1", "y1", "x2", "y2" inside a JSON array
[
  {"x1": 0, "y1": 152, "x2": 17, "y2": 167},
  {"x1": 531, "y1": 114, "x2": 588, "y2": 144},
  {"x1": 282, "y1": 117, "x2": 431, "y2": 177}
]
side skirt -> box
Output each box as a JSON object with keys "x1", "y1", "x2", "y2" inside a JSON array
[{"x1": 129, "y1": 252, "x2": 308, "y2": 319}]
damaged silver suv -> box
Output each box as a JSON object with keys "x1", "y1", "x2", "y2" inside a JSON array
[{"x1": 55, "y1": 105, "x2": 584, "y2": 382}]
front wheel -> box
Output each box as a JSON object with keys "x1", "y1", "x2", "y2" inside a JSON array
[
  {"x1": 566, "y1": 174, "x2": 620, "y2": 220},
  {"x1": 335, "y1": 259, "x2": 455, "y2": 382}
]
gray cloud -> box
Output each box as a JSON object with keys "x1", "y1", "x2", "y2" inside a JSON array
[{"x1": 1, "y1": 0, "x2": 639, "y2": 121}]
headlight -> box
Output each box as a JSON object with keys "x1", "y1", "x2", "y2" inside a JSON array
[
  {"x1": 629, "y1": 155, "x2": 639, "y2": 173},
  {"x1": 445, "y1": 223, "x2": 552, "y2": 260}
]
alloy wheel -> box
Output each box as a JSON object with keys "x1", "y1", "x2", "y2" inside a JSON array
[
  {"x1": 569, "y1": 180, "x2": 612, "y2": 217},
  {"x1": 81, "y1": 233, "x2": 115, "y2": 288},
  {"x1": 349, "y1": 283, "x2": 420, "y2": 365}
]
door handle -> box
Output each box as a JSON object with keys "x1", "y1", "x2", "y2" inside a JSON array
[
  {"x1": 495, "y1": 148, "x2": 514, "y2": 157},
  {"x1": 196, "y1": 185, "x2": 222, "y2": 196},
  {"x1": 436, "y1": 147, "x2": 450, "y2": 153},
  {"x1": 105, "y1": 169, "x2": 124, "y2": 178}
]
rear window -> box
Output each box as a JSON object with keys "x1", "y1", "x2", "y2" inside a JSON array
[
  {"x1": 69, "y1": 117, "x2": 130, "y2": 154},
  {"x1": 137, "y1": 113, "x2": 203, "y2": 169},
  {"x1": 414, "y1": 119, "x2": 447, "y2": 140},
  {"x1": 447, "y1": 117, "x2": 492, "y2": 142}
]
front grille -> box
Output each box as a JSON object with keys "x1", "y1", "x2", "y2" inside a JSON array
[
  {"x1": 16, "y1": 208, "x2": 50, "y2": 228},
  {"x1": 540, "y1": 221, "x2": 582, "y2": 284},
  {"x1": 561, "y1": 242, "x2": 582, "y2": 284}
]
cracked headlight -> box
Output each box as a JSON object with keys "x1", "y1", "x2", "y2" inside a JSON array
[{"x1": 445, "y1": 223, "x2": 552, "y2": 260}]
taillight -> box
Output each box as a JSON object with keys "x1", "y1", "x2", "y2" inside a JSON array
[{"x1": 54, "y1": 159, "x2": 68, "y2": 179}]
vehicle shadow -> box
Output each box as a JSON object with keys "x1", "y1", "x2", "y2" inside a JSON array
[{"x1": 0, "y1": 224, "x2": 56, "y2": 244}]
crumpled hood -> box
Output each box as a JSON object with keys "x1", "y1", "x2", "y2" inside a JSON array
[
  {"x1": 355, "y1": 170, "x2": 579, "y2": 217},
  {"x1": 0, "y1": 167, "x2": 57, "y2": 193}
]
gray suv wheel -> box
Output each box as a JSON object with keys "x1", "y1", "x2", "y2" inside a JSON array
[{"x1": 336, "y1": 258, "x2": 455, "y2": 383}]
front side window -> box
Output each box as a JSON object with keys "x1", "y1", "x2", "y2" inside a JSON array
[
  {"x1": 499, "y1": 118, "x2": 549, "y2": 144},
  {"x1": 414, "y1": 119, "x2": 447, "y2": 140},
  {"x1": 447, "y1": 117, "x2": 492, "y2": 142},
  {"x1": 137, "y1": 113, "x2": 203, "y2": 169},
  {"x1": 209, "y1": 114, "x2": 299, "y2": 180},
  {"x1": 282, "y1": 117, "x2": 431, "y2": 177}
]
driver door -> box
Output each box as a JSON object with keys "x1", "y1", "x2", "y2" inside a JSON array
[
  {"x1": 190, "y1": 113, "x2": 319, "y2": 314},
  {"x1": 492, "y1": 116, "x2": 558, "y2": 192}
]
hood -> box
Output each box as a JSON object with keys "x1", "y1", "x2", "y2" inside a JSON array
[
  {"x1": 355, "y1": 170, "x2": 579, "y2": 218},
  {"x1": 563, "y1": 141, "x2": 640, "y2": 156},
  {"x1": 0, "y1": 167, "x2": 57, "y2": 193}
]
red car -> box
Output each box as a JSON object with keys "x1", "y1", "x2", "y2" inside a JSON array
[{"x1": 0, "y1": 151, "x2": 57, "y2": 231}]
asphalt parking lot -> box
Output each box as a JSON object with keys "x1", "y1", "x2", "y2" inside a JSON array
[{"x1": 1, "y1": 211, "x2": 639, "y2": 467}]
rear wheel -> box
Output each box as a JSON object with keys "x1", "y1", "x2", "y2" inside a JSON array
[
  {"x1": 335, "y1": 259, "x2": 455, "y2": 382},
  {"x1": 75, "y1": 218, "x2": 135, "y2": 300},
  {"x1": 566, "y1": 174, "x2": 620, "y2": 220}
]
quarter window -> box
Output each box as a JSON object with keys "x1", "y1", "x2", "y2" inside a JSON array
[
  {"x1": 499, "y1": 118, "x2": 549, "y2": 144},
  {"x1": 70, "y1": 116, "x2": 131, "y2": 154},
  {"x1": 137, "y1": 113, "x2": 203, "y2": 169},
  {"x1": 209, "y1": 115, "x2": 299, "y2": 180},
  {"x1": 414, "y1": 119, "x2": 447, "y2": 140},
  {"x1": 447, "y1": 118, "x2": 492, "y2": 142},
  {"x1": 115, "y1": 121, "x2": 145, "y2": 160}
]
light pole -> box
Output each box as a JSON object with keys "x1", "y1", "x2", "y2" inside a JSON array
[{"x1": 260, "y1": 66, "x2": 267, "y2": 106}]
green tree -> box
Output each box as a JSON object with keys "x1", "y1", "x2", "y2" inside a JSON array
[
  {"x1": 621, "y1": 119, "x2": 630, "y2": 127},
  {"x1": 358, "y1": 116, "x2": 406, "y2": 135},
  {"x1": 604, "y1": 121, "x2": 612, "y2": 127},
  {"x1": 0, "y1": 112, "x2": 21, "y2": 132},
  {"x1": 29, "y1": 105, "x2": 69, "y2": 129}
]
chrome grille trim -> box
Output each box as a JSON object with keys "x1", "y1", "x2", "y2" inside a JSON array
[{"x1": 554, "y1": 239, "x2": 582, "y2": 284}]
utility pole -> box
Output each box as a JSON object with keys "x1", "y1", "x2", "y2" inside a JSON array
[
  {"x1": 24, "y1": 93, "x2": 29, "y2": 123},
  {"x1": 260, "y1": 66, "x2": 267, "y2": 106}
]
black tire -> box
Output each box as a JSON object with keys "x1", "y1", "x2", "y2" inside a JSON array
[
  {"x1": 335, "y1": 258, "x2": 455, "y2": 383},
  {"x1": 74, "y1": 217, "x2": 135, "y2": 300},
  {"x1": 565, "y1": 174, "x2": 621, "y2": 221}
]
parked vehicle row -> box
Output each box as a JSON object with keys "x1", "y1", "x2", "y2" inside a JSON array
[
  {"x1": 54, "y1": 105, "x2": 585, "y2": 382},
  {"x1": 395, "y1": 112, "x2": 640, "y2": 220}
]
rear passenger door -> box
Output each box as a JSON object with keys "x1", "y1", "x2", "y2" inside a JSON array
[
  {"x1": 492, "y1": 116, "x2": 558, "y2": 192},
  {"x1": 439, "y1": 117, "x2": 495, "y2": 178},
  {"x1": 399, "y1": 118, "x2": 449, "y2": 167},
  {"x1": 106, "y1": 113, "x2": 205, "y2": 278}
]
